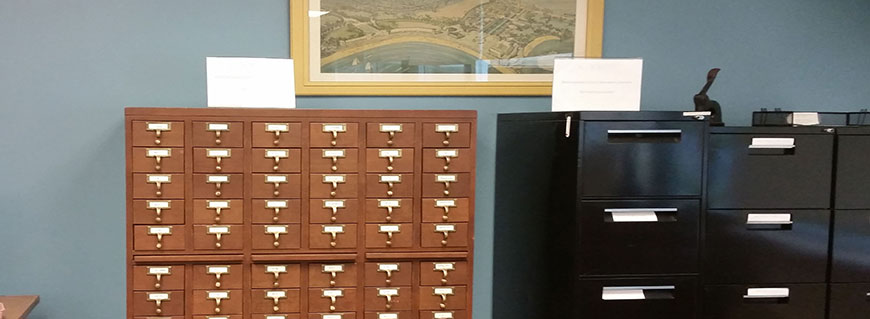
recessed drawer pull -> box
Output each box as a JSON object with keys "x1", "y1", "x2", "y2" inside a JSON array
[
  {"x1": 602, "y1": 286, "x2": 675, "y2": 300},
  {"x1": 748, "y1": 138, "x2": 796, "y2": 149},
  {"x1": 743, "y1": 288, "x2": 790, "y2": 299},
  {"x1": 605, "y1": 208, "x2": 678, "y2": 223},
  {"x1": 608, "y1": 129, "x2": 683, "y2": 135},
  {"x1": 746, "y1": 214, "x2": 793, "y2": 225}
]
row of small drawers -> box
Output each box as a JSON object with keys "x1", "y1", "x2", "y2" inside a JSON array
[
  {"x1": 132, "y1": 122, "x2": 472, "y2": 148},
  {"x1": 131, "y1": 174, "x2": 472, "y2": 199},
  {"x1": 132, "y1": 148, "x2": 473, "y2": 174},
  {"x1": 134, "y1": 223, "x2": 471, "y2": 251},
  {"x1": 133, "y1": 312, "x2": 467, "y2": 319}
]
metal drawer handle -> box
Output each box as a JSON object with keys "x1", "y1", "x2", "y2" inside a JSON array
[
  {"x1": 746, "y1": 214, "x2": 793, "y2": 225},
  {"x1": 605, "y1": 208, "x2": 678, "y2": 223},
  {"x1": 749, "y1": 138, "x2": 795, "y2": 149},
  {"x1": 607, "y1": 130, "x2": 682, "y2": 135},
  {"x1": 743, "y1": 288, "x2": 790, "y2": 299},
  {"x1": 602, "y1": 286, "x2": 675, "y2": 300}
]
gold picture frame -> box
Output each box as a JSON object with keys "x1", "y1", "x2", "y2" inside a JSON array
[{"x1": 290, "y1": 0, "x2": 604, "y2": 96}]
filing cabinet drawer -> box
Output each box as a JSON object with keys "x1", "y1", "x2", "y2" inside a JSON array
[
  {"x1": 422, "y1": 173, "x2": 471, "y2": 198},
  {"x1": 134, "y1": 225, "x2": 185, "y2": 251},
  {"x1": 708, "y1": 133, "x2": 833, "y2": 209},
  {"x1": 703, "y1": 284, "x2": 825, "y2": 319},
  {"x1": 311, "y1": 123, "x2": 359, "y2": 147},
  {"x1": 367, "y1": 122, "x2": 415, "y2": 147},
  {"x1": 419, "y1": 310, "x2": 467, "y2": 319},
  {"x1": 581, "y1": 121, "x2": 704, "y2": 197},
  {"x1": 365, "y1": 224, "x2": 413, "y2": 248},
  {"x1": 578, "y1": 277, "x2": 697, "y2": 319},
  {"x1": 364, "y1": 287, "x2": 413, "y2": 311},
  {"x1": 194, "y1": 148, "x2": 244, "y2": 173},
  {"x1": 132, "y1": 121, "x2": 184, "y2": 147},
  {"x1": 132, "y1": 148, "x2": 184, "y2": 173},
  {"x1": 366, "y1": 174, "x2": 414, "y2": 198},
  {"x1": 253, "y1": 174, "x2": 302, "y2": 198},
  {"x1": 308, "y1": 288, "x2": 358, "y2": 312},
  {"x1": 365, "y1": 199, "x2": 413, "y2": 223},
  {"x1": 193, "y1": 264, "x2": 243, "y2": 289},
  {"x1": 133, "y1": 199, "x2": 184, "y2": 225},
  {"x1": 422, "y1": 199, "x2": 470, "y2": 223},
  {"x1": 423, "y1": 123, "x2": 472, "y2": 147},
  {"x1": 578, "y1": 200, "x2": 700, "y2": 275},
  {"x1": 310, "y1": 313, "x2": 355, "y2": 319},
  {"x1": 132, "y1": 291, "x2": 184, "y2": 316},
  {"x1": 419, "y1": 286, "x2": 467, "y2": 310},
  {"x1": 310, "y1": 199, "x2": 359, "y2": 223},
  {"x1": 309, "y1": 263, "x2": 358, "y2": 287},
  {"x1": 253, "y1": 148, "x2": 302, "y2": 173},
  {"x1": 705, "y1": 210, "x2": 829, "y2": 283},
  {"x1": 253, "y1": 122, "x2": 303, "y2": 147},
  {"x1": 311, "y1": 174, "x2": 359, "y2": 198},
  {"x1": 252, "y1": 224, "x2": 302, "y2": 250},
  {"x1": 311, "y1": 149, "x2": 360, "y2": 173},
  {"x1": 193, "y1": 121, "x2": 243, "y2": 147},
  {"x1": 252, "y1": 264, "x2": 302, "y2": 288},
  {"x1": 365, "y1": 149, "x2": 414, "y2": 173},
  {"x1": 829, "y1": 283, "x2": 870, "y2": 319},
  {"x1": 310, "y1": 224, "x2": 358, "y2": 249},
  {"x1": 835, "y1": 135, "x2": 870, "y2": 208},
  {"x1": 193, "y1": 174, "x2": 244, "y2": 199},
  {"x1": 253, "y1": 199, "x2": 302, "y2": 224},
  {"x1": 364, "y1": 262, "x2": 413, "y2": 286},
  {"x1": 193, "y1": 225, "x2": 244, "y2": 250},
  {"x1": 251, "y1": 289, "x2": 301, "y2": 313},
  {"x1": 365, "y1": 312, "x2": 412, "y2": 319},
  {"x1": 132, "y1": 265, "x2": 185, "y2": 290},
  {"x1": 831, "y1": 210, "x2": 870, "y2": 282},
  {"x1": 420, "y1": 261, "x2": 469, "y2": 286},
  {"x1": 193, "y1": 199, "x2": 243, "y2": 224},
  {"x1": 191, "y1": 289, "x2": 243, "y2": 314},
  {"x1": 423, "y1": 149, "x2": 473, "y2": 173},
  {"x1": 421, "y1": 223, "x2": 469, "y2": 248},
  {"x1": 133, "y1": 174, "x2": 184, "y2": 199}
]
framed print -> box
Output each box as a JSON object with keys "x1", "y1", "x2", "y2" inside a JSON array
[{"x1": 290, "y1": 0, "x2": 604, "y2": 96}]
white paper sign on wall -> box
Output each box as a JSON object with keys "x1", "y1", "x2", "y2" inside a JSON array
[
  {"x1": 552, "y1": 58, "x2": 643, "y2": 112},
  {"x1": 206, "y1": 57, "x2": 296, "y2": 109}
]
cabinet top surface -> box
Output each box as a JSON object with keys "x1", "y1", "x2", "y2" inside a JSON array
[
  {"x1": 125, "y1": 107, "x2": 477, "y2": 119},
  {"x1": 499, "y1": 111, "x2": 709, "y2": 122}
]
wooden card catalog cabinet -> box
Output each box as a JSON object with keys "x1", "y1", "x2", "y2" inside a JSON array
[{"x1": 126, "y1": 108, "x2": 476, "y2": 319}]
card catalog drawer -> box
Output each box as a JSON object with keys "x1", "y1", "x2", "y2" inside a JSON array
[
  {"x1": 193, "y1": 121, "x2": 243, "y2": 147},
  {"x1": 309, "y1": 263, "x2": 357, "y2": 288},
  {"x1": 703, "y1": 284, "x2": 826, "y2": 319},
  {"x1": 365, "y1": 199, "x2": 413, "y2": 223},
  {"x1": 365, "y1": 312, "x2": 413, "y2": 319},
  {"x1": 829, "y1": 283, "x2": 870, "y2": 319},
  {"x1": 308, "y1": 288, "x2": 358, "y2": 312},
  {"x1": 132, "y1": 121, "x2": 184, "y2": 147},
  {"x1": 194, "y1": 148, "x2": 244, "y2": 173},
  {"x1": 365, "y1": 224, "x2": 413, "y2": 249},
  {"x1": 423, "y1": 123, "x2": 471, "y2": 148},
  {"x1": 253, "y1": 199, "x2": 302, "y2": 224},
  {"x1": 419, "y1": 311, "x2": 467, "y2": 319},
  {"x1": 252, "y1": 224, "x2": 302, "y2": 250},
  {"x1": 421, "y1": 223, "x2": 469, "y2": 248},
  {"x1": 364, "y1": 287, "x2": 413, "y2": 311},
  {"x1": 419, "y1": 286, "x2": 467, "y2": 310},
  {"x1": 192, "y1": 264, "x2": 243, "y2": 289},
  {"x1": 423, "y1": 149, "x2": 473, "y2": 173},
  {"x1": 311, "y1": 123, "x2": 359, "y2": 147},
  {"x1": 422, "y1": 173, "x2": 471, "y2": 198},
  {"x1": 420, "y1": 261, "x2": 469, "y2": 286},
  {"x1": 251, "y1": 289, "x2": 301, "y2": 313},
  {"x1": 367, "y1": 123, "x2": 415, "y2": 147},
  {"x1": 365, "y1": 149, "x2": 414, "y2": 173},
  {"x1": 366, "y1": 174, "x2": 414, "y2": 198},
  {"x1": 310, "y1": 313, "x2": 356, "y2": 319},
  {"x1": 253, "y1": 148, "x2": 302, "y2": 173},
  {"x1": 705, "y1": 210, "x2": 830, "y2": 284},
  {"x1": 253, "y1": 122, "x2": 303, "y2": 147},
  {"x1": 310, "y1": 149, "x2": 359, "y2": 173},
  {"x1": 364, "y1": 262, "x2": 412, "y2": 287},
  {"x1": 132, "y1": 265, "x2": 185, "y2": 290},
  {"x1": 193, "y1": 174, "x2": 243, "y2": 199},
  {"x1": 831, "y1": 210, "x2": 870, "y2": 282},
  {"x1": 193, "y1": 225, "x2": 244, "y2": 251},
  {"x1": 310, "y1": 224, "x2": 358, "y2": 249},
  {"x1": 192, "y1": 316, "x2": 242, "y2": 319},
  {"x1": 252, "y1": 174, "x2": 302, "y2": 199},
  {"x1": 310, "y1": 199, "x2": 360, "y2": 223},
  {"x1": 252, "y1": 264, "x2": 302, "y2": 288},
  {"x1": 256, "y1": 315, "x2": 302, "y2": 319},
  {"x1": 310, "y1": 174, "x2": 359, "y2": 199},
  {"x1": 709, "y1": 133, "x2": 833, "y2": 209},
  {"x1": 132, "y1": 291, "x2": 184, "y2": 316},
  {"x1": 193, "y1": 199, "x2": 243, "y2": 224},
  {"x1": 579, "y1": 277, "x2": 697, "y2": 319},
  {"x1": 133, "y1": 174, "x2": 184, "y2": 199},
  {"x1": 134, "y1": 225, "x2": 185, "y2": 251},
  {"x1": 422, "y1": 199, "x2": 469, "y2": 223},
  {"x1": 133, "y1": 200, "x2": 184, "y2": 225},
  {"x1": 133, "y1": 148, "x2": 184, "y2": 173},
  {"x1": 191, "y1": 289, "x2": 243, "y2": 315}
]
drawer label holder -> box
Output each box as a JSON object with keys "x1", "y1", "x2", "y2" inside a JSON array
[
  {"x1": 322, "y1": 264, "x2": 345, "y2": 287},
  {"x1": 265, "y1": 225, "x2": 289, "y2": 248},
  {"x1": 266, "y1": 290, "x2": 287, "y2": 311}
]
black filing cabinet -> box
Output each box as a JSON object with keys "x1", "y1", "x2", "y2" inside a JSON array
[{"x1": 494, "y1": 111, "x2": 708, "y2": 319}]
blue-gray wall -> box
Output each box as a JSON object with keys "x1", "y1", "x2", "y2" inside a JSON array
[{"x1": 0, "y1": 1, "x2": 867, "y2": 318}]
